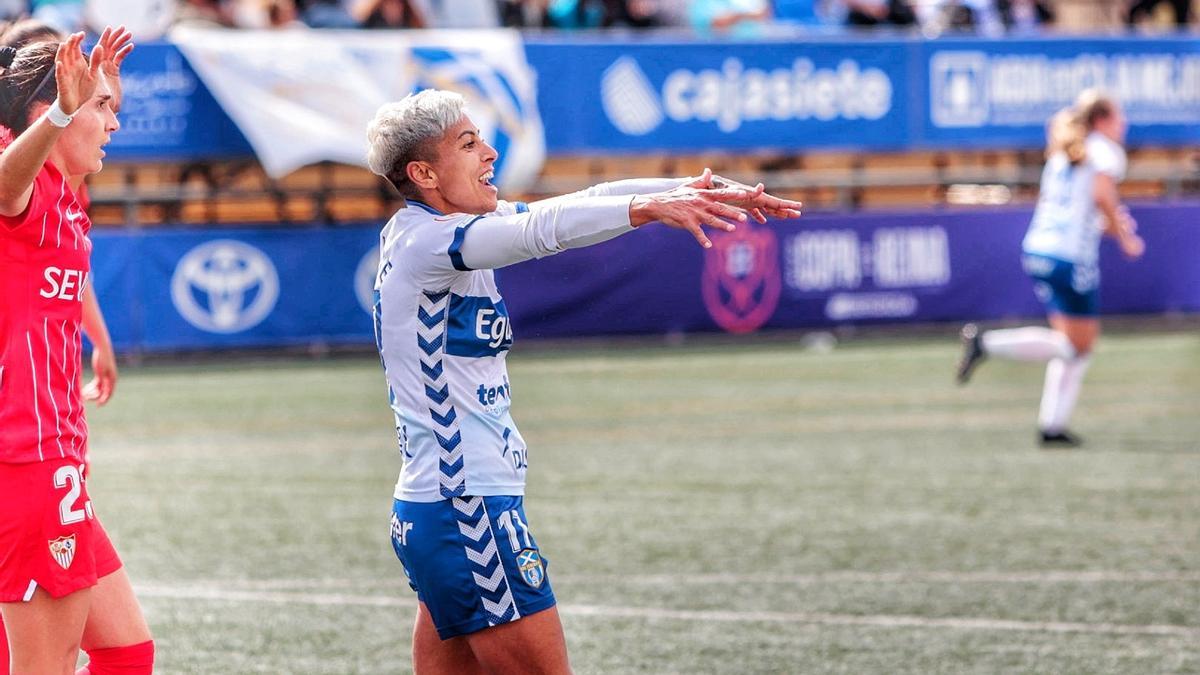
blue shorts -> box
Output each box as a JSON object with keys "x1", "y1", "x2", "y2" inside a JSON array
[
  {"x1": 390, "y1": 495, "x2": 556, "y2": 640},
  {"x1": 1022, "y1": 253, "x2": 1099, "y2": 317}
]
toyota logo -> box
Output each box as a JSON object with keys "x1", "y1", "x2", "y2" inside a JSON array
[{"x1": 170, "y1": 240, "x2": 279, "y2": 334}]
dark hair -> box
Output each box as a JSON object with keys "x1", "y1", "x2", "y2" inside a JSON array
[
  {"x1": 0, "y1": 19, "x2": 63, "y2": 50},
  {"x1": 0, "y1": 41, "x2": 58, "y2": 135}
]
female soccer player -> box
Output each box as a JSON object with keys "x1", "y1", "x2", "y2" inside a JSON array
[
  {"x1": 0, "y1": 20, "x2": 123, "y2": 409},
  {"x1": 365, "y1": 89, "x2": 802, "y2": 673},
  {"x1": 957, "y1": 90, "x2": 1145, "y2": 447},
  {"x1": 0, "y1": 31, "x2": 153, "y2": 674}
]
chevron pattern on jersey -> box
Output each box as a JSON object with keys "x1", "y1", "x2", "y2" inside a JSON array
[
  {"x1": 417, "y1": 289, "x2": 466, "y2": 498},
  {"x1": 453, "y1": 496, "x2": 520, "y2": 626}
]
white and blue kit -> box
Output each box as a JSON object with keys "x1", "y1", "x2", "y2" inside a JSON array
[
  {"x1": 1021, "y1": 132, "x2": 1126, "y2": 316},
  {"x1": 373, "y1": 179, "x2": 682, "y2": 639}
]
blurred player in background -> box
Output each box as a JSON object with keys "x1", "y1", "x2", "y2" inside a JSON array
[
  {"x1": 0, "y1": 29, "x2": 153, "y2": 674},
  {"x1": 365, "y1": 89, "x2": 802, "y2": 673},
  {"x1": 957, "y1": 89, "x2": 1145, "y2": 447}
]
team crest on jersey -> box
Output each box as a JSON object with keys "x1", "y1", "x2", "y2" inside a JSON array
[
  {"x1": 701, "y1": 223, "x2": 782, "y2": 334},
  {"x1": 48, "y1": 535, "x2": 76, "y2": 570},
  {"x1": 516, "y1": 548, "x2": 544, "y2": 588}
]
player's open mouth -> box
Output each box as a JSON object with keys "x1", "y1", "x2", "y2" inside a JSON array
[{"x1": 479, "y1": 170, "x2": 494, "y2": 186}]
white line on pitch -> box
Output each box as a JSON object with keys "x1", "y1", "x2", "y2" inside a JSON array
[
  {"x1": 559, "y1": 571, "x2": 1200, "y2": 585},
  {"x1": 133, "y1": 583, "x2": 1199, "y2": 639},
  {"x1": 142, "y1": 570, "x2": 1200, "y2": 590}
]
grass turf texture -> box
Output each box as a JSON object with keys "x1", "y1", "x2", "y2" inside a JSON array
[{"x1": 84, "y1": 331, "x2": 1199, "y2": 674}]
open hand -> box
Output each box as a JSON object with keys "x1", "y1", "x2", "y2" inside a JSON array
[
  {"x1": 54, "y1": 33, "x2": 104, "y2": 116},
  {"x1": 686, "y1": 168, "x2": 803, "y2": 223},
  {"x1": 96, "y1": 25, "x2": 134, "y2": 110},
  {"x1": 630, "y1": 186, "x2": 756, "y2": 248}
]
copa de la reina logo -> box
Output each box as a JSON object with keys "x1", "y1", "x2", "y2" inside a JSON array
[{"x1": 171, "y1": 239, "x2": 280, "y2": 334}]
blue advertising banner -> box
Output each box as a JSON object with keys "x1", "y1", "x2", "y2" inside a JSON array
[
  {"x1": 90, "y1": 204, "x2": 1199, "y2": 353},
  {"x1": 91, "y1": 228, "x2": 379, "y2": 351},
  {"x1": 523, "y1": 38, "x2": 911, "y2": 152},
  {"x1": 102, "y1": 36, "x2": 1199, "y2": 162},
  {"x1": 104, "y1": 43, "x2": 252, "y2": 161},
  {"x1": 922, "y1": 36, "x2": 1200, "y2": 148}
]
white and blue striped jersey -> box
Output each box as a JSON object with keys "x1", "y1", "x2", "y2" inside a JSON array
[
  {"x1": 373, "y1": 179, "x2": 683, "y2": 502},
  {"x1": 1023, "y1": 132, "x2": 1126, "y2": 266}
]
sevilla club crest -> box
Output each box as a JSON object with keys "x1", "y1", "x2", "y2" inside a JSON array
[
  {"x1": 702, "y1": 223, "x2": 782, "y2": 334},
  {"x1": 48, "y1": 535, "x2": 76, "y2": 570}
]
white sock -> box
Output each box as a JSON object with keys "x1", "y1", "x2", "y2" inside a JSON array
[
  {"x1": 1038, "y1": 356, "x2": 1091, "y2": 433},
  {"x1": 981, "y1": 327, "x2": 1075, "y2": 362}
]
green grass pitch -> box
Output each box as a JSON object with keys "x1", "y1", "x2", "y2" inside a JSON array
[{"x1": 83, "y1": 330, "x2": 1199, "y2": 674}]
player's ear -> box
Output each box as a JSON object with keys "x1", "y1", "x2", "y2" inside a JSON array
[{"x1": 406, "y1": 160, "x2": 437, "y2": 190}]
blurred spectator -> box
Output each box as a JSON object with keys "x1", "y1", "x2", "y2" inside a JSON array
[
  {"x1": 183, "y1": 0, "x2": 311, "y2": 27},
  {"x1": 30, "y1": 0, "x2": 83, "y2": 32},
  {"x1": 293, "y1": 0, "x2": 359, "y2": 27},
  {"x1": 544, "y1": 0, "x2": 661, "y2": 28},
  {"x1": 997, "y1": 0, "x2": 1053, "y2": 32},
  {"x1": 409, "y1": 0, "x2": 499, "y2": 27},
  {"x1": 842, "y1": 0, "x2": 917, "y2": 27},
  {"x1": 352, "y1": 0, "x2": 425, "y2": 27},
  {"x1": 176, "y1": 0, "x2": 239, "y2": 26},
  {"x1": 688, "y1": 0, "x2": 772, "y2": 35},
  {"x1": 498, "y1": 0, "x2": 546, "y2": 26},
  {"x1": 1126, "y1": 0, "x2": 1192, "y2": 27},
  {"x1": 264, "y1": 0, "x2": 307, "y2": 27},
  {"x1": 917, "y1": 0, "x2": 1003, "y2": 35}
]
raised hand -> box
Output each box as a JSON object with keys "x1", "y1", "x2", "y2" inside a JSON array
[
  {"x1": 96, "y1": 25, "x2": 134, "y2": 110},
  {"x1": 686, "y1": 167, "x2": 803, "y2": 223},
  {"x1": 630, "y1": 186, "x2": 754, "y2": 248},
  {"x1": 54, "y1": 33, "x2": 104, "y2": 116}
]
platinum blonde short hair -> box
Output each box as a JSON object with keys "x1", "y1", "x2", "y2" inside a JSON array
[{"x1": 366, "y1": 89, "x2": 466, "y2": 197}]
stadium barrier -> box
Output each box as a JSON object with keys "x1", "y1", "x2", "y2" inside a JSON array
[
  {"x1": 92, "y1": 202, "x2": 1200, "y2": 353},
  {"x1": 87, "y1": 32, "x2": 1198, "y2": 226},
  {"x1": 108, "y1": 33, "x2": 1200, "y2": 165}
]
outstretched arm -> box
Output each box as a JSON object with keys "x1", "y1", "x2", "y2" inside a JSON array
[
  {"x1": 455, "y1": 184, "x2": 793, "y2": 271},
  {"x1": 529, "y1": 177, "x2": 691, "y2": 210},
  {"x1": 530, "y1": 169, "x2": 803, "y2": 225}
]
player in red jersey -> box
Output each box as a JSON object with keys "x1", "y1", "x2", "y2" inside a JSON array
[{"x1": 0, "y1": 29, "x2": 153, "y2": 675}]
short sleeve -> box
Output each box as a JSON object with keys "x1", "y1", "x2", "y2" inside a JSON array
[
  {"x1": 1086, "y1": 135, "x2": 1126, "y2": 181},
  {"x1": 389, "y1": 212, "x2": 481, "y2": 291}
]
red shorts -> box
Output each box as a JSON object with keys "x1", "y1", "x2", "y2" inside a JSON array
[{"x1": 0, "y1": 459, "x2": 122, "y2": 602}]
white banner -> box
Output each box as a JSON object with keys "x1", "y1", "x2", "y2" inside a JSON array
[{"x1": 169, "y1": 27, "x2": 545, "y2": 190}]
